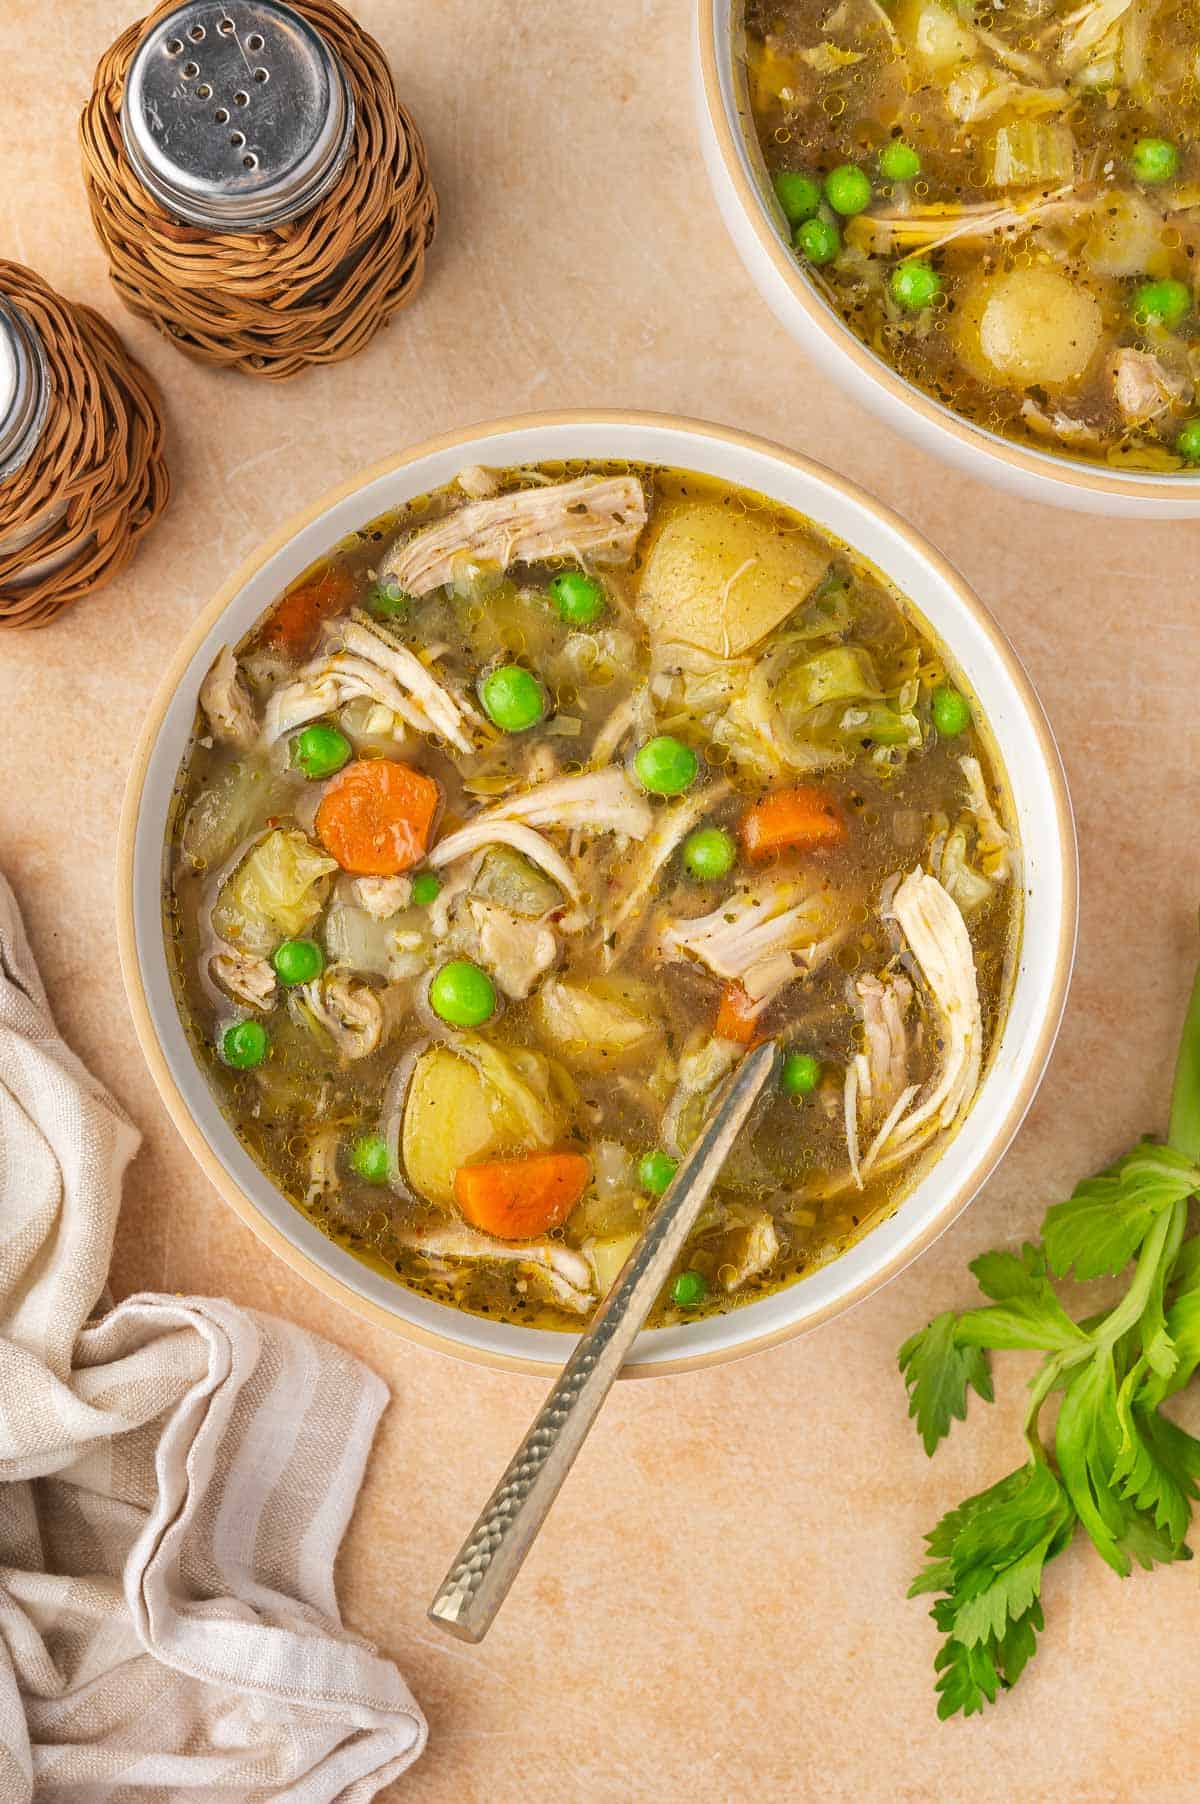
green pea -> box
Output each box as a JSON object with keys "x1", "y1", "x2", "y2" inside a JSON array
[
  {"x1": 272, "y1": 938, "x2": 324, "y2": 986},
  {"x1": 795, "y1": 216, "x2": 841, "y2": 265},
  {"x1": 480, "y1": 664, "x2": 546, "y2": 733},
  {"x1": 682, "y1": 825, "x2": 737, "y2": 881},
  {"x1": 773, "y1": 170, "x2": 822, "y2": 225},
  {"x1": 549, "y1": 570, "x2": 606, "y2": 625},
  {"x1": 671, "y1": 1270, "x2": 708, "y2": 1310},
  {"x1": 291, "y1": 722, "x2": 351, "y2": 779},
  {"x1": 932, "y1": 684, "x2": 971, "y2": 737},
  {"x1": 366, "y1": 581, "x2": 409, "y2": 619},
  {"x1": 634, "y1": 735, "x2": 699, "y2": 796},
  {"x1": 879, "y1": 140, "x2": 921, "y2": 183},
  {"x1": 781, "y1": 1051, "x2": 821, "y2": 1097},
  {"x1": 429, "y1": 959, "x2": 496, "y2": 1027},
  {"x1": 1176, "y1": 417, "x2": 1200, "y2": 463},
  {"x1": 410, "y1": 870, "x2": 442, "y2": 906},
  {"x1": 1133, "y1": 278, "x2": 1191, "y2": 330},
  {"x1": 221, "y1": 1020, "x2": 268, "y2": 1069},
  {"x1": 638, "y1": 1150, "x2": 679, "y2": 1196},
  {"x1": 890, "y1": 261, "x2": 942, "y2": 312},
  {"x1": 1130, "y1": 137, "x2": 1179, "y2": 184},
  {"x1": 824, "y1": 163, "x2": 872, "y2": 217},
  {"x1": 349, "y1": 1132, "x2": 390, "y2": 1184}
]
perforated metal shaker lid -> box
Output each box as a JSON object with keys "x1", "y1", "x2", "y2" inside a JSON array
[
  {"x1": 0, "y1": 298, "x2": 49, "y2": 486},
  {"x1": 120, "y1": 0, "x2": 355, "y2": 231}
]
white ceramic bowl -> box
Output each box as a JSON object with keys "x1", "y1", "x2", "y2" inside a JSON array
[
  {"x1": 693, "y1": 0, "x2": 1200, "y2": 518},
  {"x1": 119, "y1": 412, "x2": 1077, "y2": 1376}
]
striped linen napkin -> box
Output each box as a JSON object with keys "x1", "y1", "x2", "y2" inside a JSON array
[{"x1": 0, "y1": 873, "x2": 426, "y2": 1800}]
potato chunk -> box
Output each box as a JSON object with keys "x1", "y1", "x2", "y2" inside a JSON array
[
  {"x1": 402, "y1": 1045, "x2": 501, "y2": 1206},
  {"x1": 532, "y1": 976, "x2": 663, "y2": 1071},
  {"x1": 956, "y1": 268, "x2": 1103, "y2": 389},
  {"x1": 636, "y1": 502, "x2": 828, "y2": 657}
]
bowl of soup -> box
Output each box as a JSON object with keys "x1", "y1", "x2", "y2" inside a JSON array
[
  {"x1": 118, "y1": 412, "x2": 1075, "y2": 1375},
  {"x1": 695, "y1": 0, "x2": 1200, "y2": 515}
]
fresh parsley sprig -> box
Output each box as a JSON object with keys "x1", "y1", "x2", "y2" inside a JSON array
[{"x1": 899, "y1": 941, "x2": 1200, "y2": 1718}]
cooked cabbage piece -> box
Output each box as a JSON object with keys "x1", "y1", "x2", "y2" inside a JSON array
[
  {"x1": 213, "y1": 829, "x2": 337, "y2": 955},
  {"x1": 533, "y1": 976, "x2": 664, "y2": 1071}
]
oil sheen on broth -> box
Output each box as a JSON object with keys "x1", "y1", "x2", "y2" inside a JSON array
[
  {"x1": 742, "y1": 0, "x2": 1200, "y2": 469},
  {"x1": 167, "y1": 460, "x2": 1019, "y2": 1332}
]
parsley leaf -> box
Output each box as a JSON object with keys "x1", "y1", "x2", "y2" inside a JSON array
[{"x1": 898, "y1": 1311, "x2": 993, "y2": 1456}]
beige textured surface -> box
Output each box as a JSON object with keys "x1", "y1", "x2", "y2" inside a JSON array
[{"x1": 2, "y1": 2, "x2": 1199, "y2": 1798}]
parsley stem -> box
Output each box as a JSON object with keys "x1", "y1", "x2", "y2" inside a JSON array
[{"x1": 1168, "y1": 939, "x2": 1200, "y2": 1161}]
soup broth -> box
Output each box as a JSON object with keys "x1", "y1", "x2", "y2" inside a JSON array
[
  {"x1": 742, "y1": 0, "x2": 1200, "y2": 469},
  {"x1": 167, "y1": 460, "x2": 1019, "y2": 1331}
]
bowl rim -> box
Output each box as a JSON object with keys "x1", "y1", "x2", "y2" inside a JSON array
[
  {"x1": 117, "y1": 408, "x2": 1078, "y2": 1378},
  {"x1": 695, "y1": 0, "x2": 1200, "y2": 504}
]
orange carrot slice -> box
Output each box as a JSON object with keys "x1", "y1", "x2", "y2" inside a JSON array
[
  {"x1": 262, "y1": 566, "x2": 354, "y2": 657},
  {"x1": 315, "y1": 759, "x2": 439, "y2": 875},
  {"x1": 740, "y1": 784, "x2": 847, "y2": 861},
  {"x1": 714, "y1": 980, "x2": 764, "y2": 1046},
  {"x1": 454, "y1": 1152, "x2": 591, "y2": 1240}
]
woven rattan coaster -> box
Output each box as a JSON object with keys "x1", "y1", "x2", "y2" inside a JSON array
[
  {"x1": 0, "y1": 262, "x2": 169, "y2": 631},
  {"x1": 80, "y1": 0, "x2": 438, "y2": 380}
]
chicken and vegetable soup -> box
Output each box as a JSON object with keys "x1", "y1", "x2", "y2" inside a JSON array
[
  {"x1": 743, "y1": 0, "x2": 1200, "y2": 468},
  {"x1": 168, "y1": 461, "x2": 1019, "y2": 1331}
]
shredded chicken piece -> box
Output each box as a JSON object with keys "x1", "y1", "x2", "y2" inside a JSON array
[
  {"x1": 602, "y1": 785, "x2": 730, "y2": 966},
  {"x1": 356, "y1": 875, "x2": 412, "y2": 919},
  {"x1": 210, "y1": 943, "x2": 277, "y2": 1011},
  {"x1": 1112, "y1": 348, "x2": 1191, "y2": 424},
  {"x1": 199, "y1": 647, "x2": 257, "y2": 750},
  {"x1": 976, "y1": 27, "x2": 1050, "y2": 79},
  {"x1": 855, "y1": 973, "x2": 913, "y2": 1121},
  {"x1": 456, "y1": 464, "x2": 500, "y2": 499},
  {"x1": 658, "y1": 880, "x2": 843, "y2": 1005},
  {"x1": 299, "y1": 973, "x2": 389, "y2": 1060},
  {"x1": 960, "y1": 756, "x2": 1012, "y2": 881},
  {"x1": 588, "y1": 692, "x2": 640, "y2": 767},
  {"x1": 844, "y1": 1064, "x2": 863, "y2": 1190},
  {"x1": 1057, "y1": 0, "x2": 1135, "y2": 73},
  {"x1": 469, "y1": 900, "x2": 558, "y2": 999},
  {"x1": 397, "y1": 1223, "x2": 595, "y2": 1310},
  {"x1": 483, "y1": 766, "x2": 654, "y2": 839},
  {"x1": 261, "y1": 614, "x2": 476, "y2": 754},
  {"x1": 858, "y1": 871, "x2": 983, "y2": 1178},
  {"x1": 428, "y1": 861, "x2": 475, "y2": 939},
  {"x1": 429, "y1": 821, "x2": 583, "y2": 917},
  {"x1": 1020, "y1": 398, "x2": 1103, "y2": 448},
  {"x1": 848, "y1": 187, "x2": 1075, "y2": 258},
  {"x1": 381, "y1": 475, "x2": 648, "y2": 597},
  {"x1": 717, "y1": 1213, "x2": 781, "y2": 1292},
  {"x1": 305, "y1": 1127, "x2": 342, "y2": 1209},
  {"x1": 430, "y1": 770, "x2": 654, "y2": 931},
  {"x1": 660, "y1": 1034, "x2": 742, "y2": 1156}
]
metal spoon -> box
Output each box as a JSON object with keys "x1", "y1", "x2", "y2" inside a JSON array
[{"x1": 428, "y1": 1037, "x2": 780, "y2": 1642}]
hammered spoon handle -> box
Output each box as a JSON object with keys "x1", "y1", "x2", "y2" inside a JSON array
[{"x1": 427, "y1": 1038, "x2": 780, "y2": 1642}]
